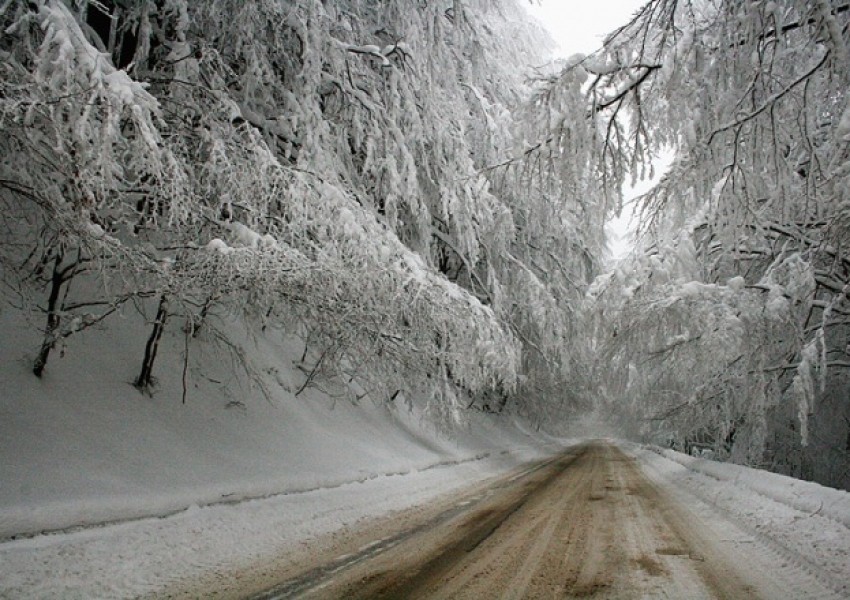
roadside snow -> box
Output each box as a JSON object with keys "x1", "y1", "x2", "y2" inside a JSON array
[
  {"x1": 0, "y1": 449, "x2": 554, "y2": 599},
  {"x1": 653, "y1": 447, "x2": 850, "y2": 529},
  {"x1": 0, "y1": 304, "x2": 554, "y2": 540},
  {"x1": 628, "y1": 443, "x2": 850, "y2": 598}
]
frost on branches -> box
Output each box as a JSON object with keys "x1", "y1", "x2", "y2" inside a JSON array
[
  {"x1": 563, "y1": 0, "x2": 850, "y2": 487},
  {"x1": 0, "y1": 0, "x2": 596, "y2": 425}
]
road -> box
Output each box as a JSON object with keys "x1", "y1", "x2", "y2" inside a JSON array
[{"x1": 250, "y1": 441, "x2": 837, "y2": 599}]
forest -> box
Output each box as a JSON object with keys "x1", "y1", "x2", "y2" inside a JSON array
[{"x1": 1, "y1": 0, "x2": 848, "y2": 490}]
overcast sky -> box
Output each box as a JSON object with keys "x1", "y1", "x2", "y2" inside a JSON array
[{"x1": 522, "y1": 0, "x2": 646, "y2": 56}]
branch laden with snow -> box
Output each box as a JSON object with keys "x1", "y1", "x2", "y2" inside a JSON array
[{"x1": 0, "y1": 0, "x2": 595, "y2": 424}]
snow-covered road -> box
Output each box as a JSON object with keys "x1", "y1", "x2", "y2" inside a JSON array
[
  {"x1": 250, "y1": 442, "x2": 850, "y2": 599},
  {"x1": 1, "y1": 440, "x2": 848, "y2": 599}
]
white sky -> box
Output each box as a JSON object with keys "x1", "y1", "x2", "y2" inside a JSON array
[
  {"x1": 522, "y1": 0, "x2": 656, "y2": 260},
  {"x1": 523, "y1": 0, "x2": 647, "y2": 57}
]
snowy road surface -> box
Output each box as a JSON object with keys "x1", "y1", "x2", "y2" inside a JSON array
[
  {"x1": 253, "y1": 442, "x2": 848, "y2": 600},
  {"x1": 2, "y1": 440, "x2": 849, "y2": 598}
]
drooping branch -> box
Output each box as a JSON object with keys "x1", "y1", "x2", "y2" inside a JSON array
[{"x1": 707, "y1": 51, "x2": 830, "y2": 146}]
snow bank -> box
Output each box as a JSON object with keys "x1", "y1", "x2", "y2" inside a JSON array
[
  {"x1": 651, "y1": 447, "x2": 850, "y2": 529},
  {"x1": 0, "y1": 297, "x2": 567, "y2": 598},
  {"x1": 0, "y1": 441, "x2": 560, "y2": 599},
  {"x1": 627, "y1": 443, "x2": 850, "y2": 597}
]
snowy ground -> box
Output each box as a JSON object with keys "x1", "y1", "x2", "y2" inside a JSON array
[
  {"x1": 0, "y1": 303, "x2": 560, "y2": 540},
  {"x1": 628, "y1": 444, "x2": 850, "y2": 598},
  {"x1": 0, "y1": 451, "x2": 559, "y2": 598},
  {"x1": 2, "y1": 439, "x2": 847, "y2": 598},
  {"x1": 282, "y1": 442, "x2": 849, "y2": 599},
  {"x1": 0, "y1": 303, "x2": 564, "y2": 597},
  {"x1": 2, "y1": 305, "x2": 849, "y2": 598}
]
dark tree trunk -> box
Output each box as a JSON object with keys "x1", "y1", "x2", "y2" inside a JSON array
[
  {"x1": 135, "y1": 294, "x2": 169, "y2": 391},
  {"x1": 191, "y1": 295, "x2": 214, "y2": 338},
  {"x1": 33, "y1": 252, "x2": 66, "y2": 377}
]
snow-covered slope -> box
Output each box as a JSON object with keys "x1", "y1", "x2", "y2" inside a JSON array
[{"x1": 0, "y1": 303, "x2": 561, "y2": 542}]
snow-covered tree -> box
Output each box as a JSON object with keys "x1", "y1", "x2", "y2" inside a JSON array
[
  {"x1": 0, "y1": 1, "x2": 174, "y2": 376},
  {"x1": 1, "y1": 0, "x2": 603, "y2": 425},
  {"x1": 559, "y1": 0, "x2": 850, "y2": 486}
]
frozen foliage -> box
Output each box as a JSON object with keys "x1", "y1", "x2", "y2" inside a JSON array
[
  {"x1": 567, "y1": 0, "x2": 850, "y2": 486},
  {"x1": 0, "y1": 0, "x2": 596, "y2": 423}
]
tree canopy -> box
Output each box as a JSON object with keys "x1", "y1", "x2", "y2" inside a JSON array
[
  {"x1": 3, "y1": 0, "x2": 848, "y2": 487},
  {"x1": 570, "y1": 0, "x2": 850, "y2": 487},
  {"x1": 0, "y1": 0, "x2": 603, "y2": 424}
]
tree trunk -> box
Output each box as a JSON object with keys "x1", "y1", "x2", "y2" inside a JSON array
[
  {"x1": 33, "y1": 252, "x2": 65, "y2": 377},
  {"x1": 191, "y1": 295, "x2": 214, "y2": 338},
  {"x1": 135, "y1": 294, "x2": 169, "y2": 391}
]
